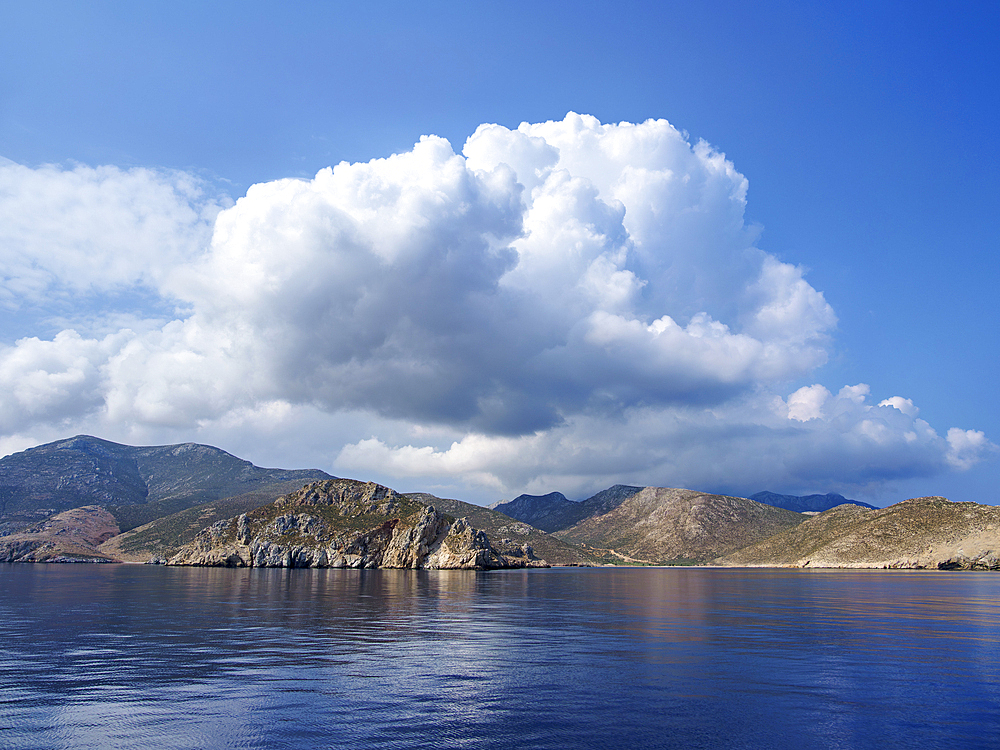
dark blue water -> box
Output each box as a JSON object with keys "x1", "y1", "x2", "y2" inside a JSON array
[{"x1": 1, "y1": 565, "x2": 998, "y2": 749}]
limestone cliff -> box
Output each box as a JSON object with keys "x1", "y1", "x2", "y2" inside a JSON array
[
  {"x1": 166, "y1": 479, "x2": 547, "y2": 569},
  {"x1": 404, "y1": 492, "x2": 603, "y2": 565}
]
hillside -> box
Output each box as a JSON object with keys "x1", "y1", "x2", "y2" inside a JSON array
[
  {"x1": 0, "y1": 435, "x2": 332, "y2": 531},
  {"x1": 0, "y1": 506, "x2": 120, "y2": 562},
  {"x1": 716, "y1": 497, "x2": 1000, "y2": 569},
  {"x1": 556, "y1": 487, "x2": 805, "y2": 564},
  {"x1": 7, "y1": 437, "x2": 994, "y2": 571}
]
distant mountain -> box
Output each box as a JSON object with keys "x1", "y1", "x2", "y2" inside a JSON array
[
  {"x1": 490, "y1": 492, "x2": 581, "y2": 532},
  {"x1": 555, "y1": 487, "x2": 805, "y2": 564},
  {"x1": 0, "y1": 435, "x2": 333, "y2": 531},
  {"x1": 750, "y1": 491, "x2": 876, "y2": 513},
  {"x1": 582, "y1": 485, "x2": 645, "y2": 515},
  {"x1": 716, "y1": 497, "x2": 1000, "y2": 569},
  {"x1": 491, "y1": 485, "x2": 643, "y2": 532}
]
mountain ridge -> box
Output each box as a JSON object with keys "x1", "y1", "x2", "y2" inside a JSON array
[
  {"x1": 490, "y1": 485, "x2": 643, "y2": 532},
  {"x1": 750, "y1": 491, "x2": 876, "y2": 513},
  {"x1": 3, "y1": 436, "x2": 997, "y2": 570},
  {"x1": 0, "y1": 435, "x2": 333, "y2": 531}
]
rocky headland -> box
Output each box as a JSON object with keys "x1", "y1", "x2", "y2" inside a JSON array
[
  {"x1": 99, "y1": 478, "x2": 330, "y2": 562},
  {"x1": 404, "y1": 492, "x2": 602, "y2": 566},
  {"x1": 166, "y1": 479, "x2": 548, "y2": 570}
]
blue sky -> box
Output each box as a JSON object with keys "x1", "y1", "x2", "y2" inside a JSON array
[{"x1": 0, "y1": 0, "x2": 997, "y2": 505}]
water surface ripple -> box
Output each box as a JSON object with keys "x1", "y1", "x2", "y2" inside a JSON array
[{"x1": 1, "y1": 565, "x2": 998, "y2": 749}]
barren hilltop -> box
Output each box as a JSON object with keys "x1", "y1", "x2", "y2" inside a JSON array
[
  {"x1": 717, "y1": 497, "x2": 1000, "y2": 569},
  {"x1": 555, "y1": 487, "x2": 804, "y2": 564}
]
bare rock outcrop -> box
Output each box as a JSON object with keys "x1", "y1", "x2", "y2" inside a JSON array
[
  {"x1": 938, "y1": 551, "x2": 1000, "y2": 570},
  {"x1": 404, "y1": 491, "x2": 603, "y2": 566},
  {"x1": 167, "y1": 479, "x2": 547, "y2": 569}
]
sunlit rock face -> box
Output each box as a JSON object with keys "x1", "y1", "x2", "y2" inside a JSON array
[{"x1": 167, "y1": 478, "x2": 546, "y2": 570}]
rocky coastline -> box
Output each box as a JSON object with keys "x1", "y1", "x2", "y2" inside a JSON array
[{"x1": 165, "y1": 479, "x2": 548, "y2": 570}]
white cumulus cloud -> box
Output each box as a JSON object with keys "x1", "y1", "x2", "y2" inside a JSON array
[
  {"x1": 0, "y1": 114, "x2": 992, "y2": 502},
  {"x1": 0, "y1": 160, "x2": 226, "y2": 306}
]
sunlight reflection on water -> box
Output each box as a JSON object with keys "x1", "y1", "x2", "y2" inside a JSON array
[{"x1": 1, "y1": 565, "x2": 998, "y2": 749}]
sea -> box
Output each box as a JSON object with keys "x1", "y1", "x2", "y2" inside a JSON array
[{"x1": 1, "y1": 564, "x2": 998, "y2": 749}]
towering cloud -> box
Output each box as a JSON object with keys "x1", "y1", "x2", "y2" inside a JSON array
[{"x1": 0, "y1": 115, "x2": 991, "y2": 499}]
